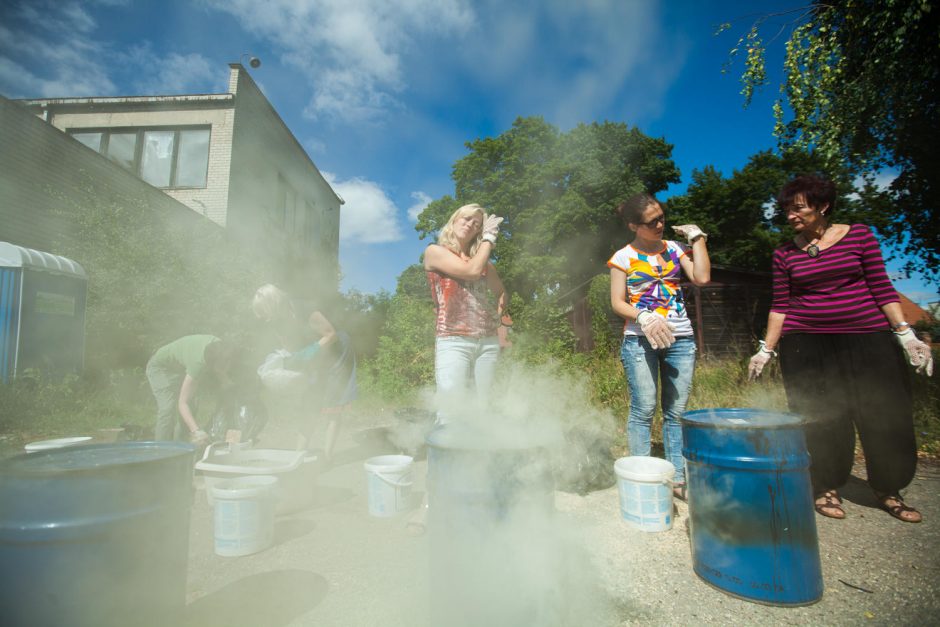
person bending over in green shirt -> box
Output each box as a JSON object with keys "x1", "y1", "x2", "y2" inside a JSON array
[{"x1": 146, "y1": 335, "x2": 238, "y2": 444}]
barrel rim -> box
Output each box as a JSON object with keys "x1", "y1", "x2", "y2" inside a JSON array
[
  {"x1": 0, "y1": 441, "x2": 196, "y2": 476},
  {"x1": 681, "y1": 408, "x2": 803, "y2": 429}
]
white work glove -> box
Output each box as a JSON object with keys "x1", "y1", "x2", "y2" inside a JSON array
[
  {"x1": 481, "y1": 214, "x2": 504, "y2": 244},
  {"x1": 895, "y1": 328, "x2": 934, "y2": 376},
  {"x1": 748, "y1": 341, "x2": 776, "y2": 380},
  {"x1": 672, "y1": 224, "x2": 707, "y2": 245},
  {"x1": 190, "y1": 429, "x2": 210, "y2": 445},
  {"x1": 636, "y1": 310, "x2": 676, "y2": 349}
]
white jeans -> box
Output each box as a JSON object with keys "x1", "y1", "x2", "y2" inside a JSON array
[{"x1": 434, "y1": 335, "x2": 500, "y2": 423}]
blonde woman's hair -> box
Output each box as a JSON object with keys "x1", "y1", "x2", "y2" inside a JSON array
[
  {"x1": 252, "y1": 283, "x2": 293, "y2": 321},
  {"x1": 437, "y1": 203, "x2": 486, "y2": 255}
]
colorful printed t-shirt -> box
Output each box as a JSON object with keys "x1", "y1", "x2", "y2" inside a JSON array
[
  {"x1": 427, "y1": 255, "x2": 499, "y2": 338},
  {"x1": 607, "y1": 240, "x2": 693, "y2": 337}
]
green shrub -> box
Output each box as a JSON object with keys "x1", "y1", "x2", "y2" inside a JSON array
[
  {"x1": 361, "y1": 294, "x2": 436, "y2": 401},
  {"x1": 0, "y1": 368, "x2": 153, "y2": 449}
]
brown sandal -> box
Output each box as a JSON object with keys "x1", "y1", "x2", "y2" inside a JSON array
[
  {"x1": 814, "y1": 490, "x2": 846, "y2": 519},
  {"x1": 876, "y1": 493, "x2": 922, "y2": 523}
]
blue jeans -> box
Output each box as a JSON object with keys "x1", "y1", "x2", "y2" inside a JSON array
[
  {"x1": 434, "y1": 335, "x2": 500, "y2": 424},
  {"x1": 620, "y1": 336, "x2": 696, "y2": 484}
]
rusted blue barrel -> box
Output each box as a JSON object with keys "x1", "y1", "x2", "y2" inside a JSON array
[
  {"x1": 681, "y1": 408, "x2": 823, "y2": 606},
  {"x1": 0, "y1": 442, "x2": 196, "y2": 626}
]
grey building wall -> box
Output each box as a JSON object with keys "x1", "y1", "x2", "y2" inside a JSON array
[
  {"x1": 0, "y1": 95, "x2": 210, "y2": 256},
  {"x1": 12, "y1": 64, "x2": 343, "y2": 298},
  {"x1": 31, "y1": 96, "x2": 236, "y2": 227},
  {"x1": 227, "y1": 64, "x2": 343, "y2": 297}
]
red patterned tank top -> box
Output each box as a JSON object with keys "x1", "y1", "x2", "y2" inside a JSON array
[{"x1": 427, "y1": 266, "x2": 499, "y2": 338}]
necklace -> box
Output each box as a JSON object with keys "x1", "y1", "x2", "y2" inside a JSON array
[{"x1": 803, "y1": 225, "x2": 829, "y2": 258}]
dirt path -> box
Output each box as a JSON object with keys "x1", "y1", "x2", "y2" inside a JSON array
[{"x1": 182, "y1": 413, "x2": 940, "y2": 626}]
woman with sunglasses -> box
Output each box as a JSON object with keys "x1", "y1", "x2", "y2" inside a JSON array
[
  {"x1": 749, "y1": 174, "x2": 932, "y2": 523},
  {"x1": 608, "y1": 192, "x2": 711, "y2": 500}
]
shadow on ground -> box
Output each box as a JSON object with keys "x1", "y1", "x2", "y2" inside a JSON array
[{"x1": 184, "y1": 569, "x2": 328, "y2": 627}]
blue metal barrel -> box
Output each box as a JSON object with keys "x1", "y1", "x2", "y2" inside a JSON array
[
  {"x1": 426, "y1": 424, "x2": 555, "y2": 627},
  {"x1": 681, "y1": 408, "x2": 823, "y2": 606},
  {"x1": 0, "y1": 442, "x2": 196, "y2": 626}
]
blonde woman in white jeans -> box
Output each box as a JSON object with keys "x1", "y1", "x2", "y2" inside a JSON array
[
  {"x1": 407, "y1": 204, "x2": 508, "y2": 535},
  {"x1": 424, "y1": 203, "x2": 510, "y2": 422}
]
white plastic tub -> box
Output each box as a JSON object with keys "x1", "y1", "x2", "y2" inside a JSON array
[
  {"x1": 196, "y1": 446, "x2": 318, "y2": 514},
  {"x1": 24, "y1": 436, "x2": 93, "y2": 452}
]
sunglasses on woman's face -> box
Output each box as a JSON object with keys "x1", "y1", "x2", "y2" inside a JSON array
[{"x1": 637, "y1": 214, "x2": 666, "y2": 228}]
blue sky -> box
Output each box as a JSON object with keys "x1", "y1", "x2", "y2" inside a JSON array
[{"x1": 1, "y1": 0, "x2": 936, "y2": 305}]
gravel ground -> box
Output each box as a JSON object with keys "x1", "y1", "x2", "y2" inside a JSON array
[{"x1": 182, "y1": 412, "x2": 940, "y2": 627}]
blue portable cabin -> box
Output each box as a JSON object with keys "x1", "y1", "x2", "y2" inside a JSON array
[{"x1": 0, "y1": 242, "x2": 87, "y2": 383}]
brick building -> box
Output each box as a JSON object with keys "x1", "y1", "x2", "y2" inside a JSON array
[{"x1": 6, "y1": 63, "x2": 342, "y2": 293}]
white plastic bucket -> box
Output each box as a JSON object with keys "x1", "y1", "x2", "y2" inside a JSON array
[
  {"x1": 196, "y1": 447, "x2": 317, "y2": 514},
  {"x1": 24, "y1": 436, "x2": 93, "y2": 453},
  {"x1": 614, "y1": 456, "x2": 676, "y2": 532},
  {"x1": 210, "y1": 475, "x2": 278, "y2": 556},
  {"x1": 364, "y1": 455, "x2": 414, "y2": 517}
]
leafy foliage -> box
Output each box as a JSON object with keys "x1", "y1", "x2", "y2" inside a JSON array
[
  {"x1": 48, "y1": 178, "x2": 270, "y2": 374},
  {"x1": 725, "y1": 0, "x2": 940, "y2": 277},
  {"x1": 361, "y1": 292, "x2": 436, "y2": 400},
  {"x1": 666, "y1": 149, "x2": 862, "y2": 271},
  {"x1": 414, "y1": 116, "x2": 680, "y2": 302}
]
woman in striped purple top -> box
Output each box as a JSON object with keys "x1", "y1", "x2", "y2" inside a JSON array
[{"x1": 749, "y1": 175, "x2": 933, "y2": 523}]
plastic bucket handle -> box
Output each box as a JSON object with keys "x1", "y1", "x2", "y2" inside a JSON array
[{"x1": 372, "y1": 471, "x2": 413, "y2": 488}]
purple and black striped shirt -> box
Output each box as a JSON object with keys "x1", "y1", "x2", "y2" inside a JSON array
[{"x1": 771, "y1": 224, "x2": 898, "y2": 335}]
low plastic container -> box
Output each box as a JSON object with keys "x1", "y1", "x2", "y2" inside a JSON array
[
  {"x1": 211, "y1": 475, "x2": 279, "y2": 557},
  {"x1": 614, "y1": 456, "x2": 676, "y2": 532},
  {"x1": 195, "y1": 446, "x2": 318, "y2": 514},
  {"x1": 24, "y1": 436, "x2": 92, "y2": 452},
  {"x1": 363, "y1": 455, "x2": 414, "y2": 517}
]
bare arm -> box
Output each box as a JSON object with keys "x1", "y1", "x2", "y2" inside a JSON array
[
  {"x1": 308, "y1": 310, "x2": 338, "y2": 347},
  {"x1": 177, "y1": 375, "x2": 200, "y2": 434},
  {"x1": 424, "y1": 242, "x2": 493, "y2": 281},
  {"x1": 485, "y1": 263, "x2": 507, "y2": 315},
  {"x1": 610, "y1": 267, "x2": 642, "y2": 322},
  {"x1": 761, "y1": 312, "x2": 787, "y2": 352},
  {"x1": 880, "y1": 302, "x2": 906, "y2": 330},
  {"x1": 679, "y1": 239, "x2": 711, "y2": 286},
  {"x1": 486, "y1": 263, "x2": 512, "y2": 348}
]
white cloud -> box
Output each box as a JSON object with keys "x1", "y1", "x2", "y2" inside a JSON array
[
  {"x1": 324, "y1": 172, "x2": 404, "y2": 243},
  {"x1": 407, "y1": 191, "x2": 432, "y2": 222},
  {"x1": 0, "y1": 13, "x2": 116, "y2": 98},
  {"x1": 126, "y1": 46, "x2": 223, "y2": 95},
  {"x1": 303, "y1": 136, "x2": 327, "y2": 155},
  {"x1": 0, "y1": 2, "x2": 224, "y2": 99},
  {"x1": 206, "y1": 0, "x2": 474, "y2": 123},
  {"x1": 848, "y1": 170, "x2": 898, "y2": 201},
  {"x1": 457, "y1": 0, "x2": 678, "y2": 127}
]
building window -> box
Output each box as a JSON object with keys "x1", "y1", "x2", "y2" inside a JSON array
[{"x1": 67, "y1": 126, "x2": 210, "y2": 189}]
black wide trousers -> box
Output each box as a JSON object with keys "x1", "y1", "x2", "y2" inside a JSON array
[{"x1": 779, "y1": 331, "x2": 917, "y2": 495}]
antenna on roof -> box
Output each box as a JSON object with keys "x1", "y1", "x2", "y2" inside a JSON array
[{"x1": 239, "y1": 54, "x2": 261, "y2": 69}]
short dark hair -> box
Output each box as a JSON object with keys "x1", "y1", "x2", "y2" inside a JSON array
[
  {"x1": 615, "y1": 192, "x2": 660, "y2": 226},
  {"x1": 777, "y1": 175, "x2": 837, "y2": 216},
  {"x1": 204, "y1": 340, "x2": 241, "y2": 372}
]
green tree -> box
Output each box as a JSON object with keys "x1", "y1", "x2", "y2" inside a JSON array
[
  {"x1": 722, "y1": 0, "x2": 940, "y2": 277},
  {"x1": 667, "y1": 149, "x2": 858, "y2": 271},
  {"x1": 52, "y1": 182, "x2": 267, "y2": 374},
  {"x1": 415, "y1": 116, "x2": 680, "y2": 302},
  {"x1": 363, "y1": 292, "x2": 436, "y2": 399}
]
